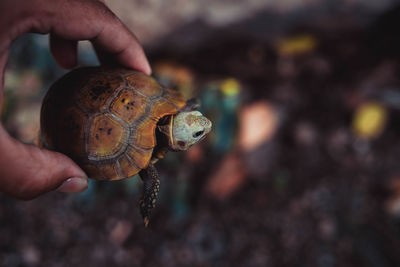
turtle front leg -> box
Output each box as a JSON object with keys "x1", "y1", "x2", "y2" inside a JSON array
[{"x1": 139, "y1": 163, "x2": 160, "y2": 227}]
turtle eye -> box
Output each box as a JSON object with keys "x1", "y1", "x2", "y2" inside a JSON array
[{"x1": 193, "y1": 130, "x2": 204, "y2": 138}]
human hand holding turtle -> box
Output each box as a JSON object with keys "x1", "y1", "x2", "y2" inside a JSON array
[{"x1": 0, "y1": 0, "x2": 151, "y2": 199}]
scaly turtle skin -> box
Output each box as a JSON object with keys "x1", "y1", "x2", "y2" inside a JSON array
[{"x1": 40, "y1": 67, "x2": 212, "y2": 226}]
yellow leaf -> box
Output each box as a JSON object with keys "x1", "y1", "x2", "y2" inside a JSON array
[{"x1": 352, "y1": 102, "x2": 387, "y2": 139}]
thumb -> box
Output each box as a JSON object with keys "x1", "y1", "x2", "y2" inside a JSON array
[{"x1": 0, "y1": 126, "x2": 88, "y2": 199}]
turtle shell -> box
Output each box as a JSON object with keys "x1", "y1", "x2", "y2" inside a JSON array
[{"x1": 40, "y1": 67, "x2": 186, "y2": 180}]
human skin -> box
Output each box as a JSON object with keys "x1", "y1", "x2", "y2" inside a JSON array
[{"x1": 0, "y1": 0, "x2": 151, "y2": 199}]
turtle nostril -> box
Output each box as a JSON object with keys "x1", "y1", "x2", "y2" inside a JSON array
[{"x1": 193, "y1": 130, "x2": 204, "y2": 138}]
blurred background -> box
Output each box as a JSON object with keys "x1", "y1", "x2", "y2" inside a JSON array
[{"x1": 2, "y1": 0, "x2": 400, "y2": 266}]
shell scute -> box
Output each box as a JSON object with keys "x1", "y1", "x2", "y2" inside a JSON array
[
  {"x1": 110, "y1": 88, "x2": 148, "y2": 125},
  {"x1": 149, "y1": 99, "x2": 178, "y2": 121},
  {"x1": 126, "y1": 73, "x2": 161, "y2": 97},
  {"x1": 118, "y1": 155, "x2": 141, "y2": 178},
  {"x1": 82, "y1": 163, "x2": 103, "y2": 179},
  {"x1": 127, "y1": 145, "x2": 153, "y2": 169},
  {"x1": 164, "y1": 88, "x2": 186, "y2": 109},
  {"x1": 78, "y1": 74, "x2": 123, "y2": 112},
  {"x1": 131, "y1": 119, "x2": 157, "y2": 149},
  {"x1": 54, "y1": 106, "x2": 87, "y2": 158},
  {"x1": 97, "y1": 161, "x2": 121, "y2": 181},
  {"x1": 87, "y1": 114, "x2": 127, "y2": 159}
]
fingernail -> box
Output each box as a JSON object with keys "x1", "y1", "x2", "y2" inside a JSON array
[
  {"x1": 57, "y1": 177, "x2": 88, "y2": 193},
  {"x1": 145, "y1": 64, "x2": 152, "y2": 75},
  {"x1": 144, "y1": 60, "x2": 152, "y2": 75}
]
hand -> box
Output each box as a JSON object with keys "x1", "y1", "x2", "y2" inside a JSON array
[{"x1": 0, "y1": 0, "x2": 151, "y2": 199}]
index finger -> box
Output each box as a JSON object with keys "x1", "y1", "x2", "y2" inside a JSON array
[
  {"x1": 45, "y1": 0, "x2": 151, "y2": 74},
  {"x1": 91, "y1": 18, "x2": 152, "y2": 74}
]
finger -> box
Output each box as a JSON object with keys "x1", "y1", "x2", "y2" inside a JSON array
[
  {"x1": 0, "y1": 126, "x2": 88, "y2": 199},
  {"x1": 46, "y1": 0, "x2": 151, "y2": 74},
  {"x1": 49, "y1": 34, "x2": 78, "y2": 69},
  {"x1": 0, "y1": 50, "x2": 8, "y2": 95},
  {"x1": 91, "y1": 21, "x2": 151, "y2": 74}
]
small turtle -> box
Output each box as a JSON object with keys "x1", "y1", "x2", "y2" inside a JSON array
[{"x1": 40, "y1": 67, "x2": 212, "y2": 226}]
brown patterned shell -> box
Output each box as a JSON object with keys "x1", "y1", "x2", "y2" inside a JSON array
[{"x1": 40, "y1": 67, "x2": 186, "y2": 180}]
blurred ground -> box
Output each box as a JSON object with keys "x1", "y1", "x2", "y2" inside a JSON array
[
  {"x1": 109, "y1": 0, "x2": 395, "y2": 44},
  {"x1": 2, "y1": 1, "x2": 400, "y2": 267}
]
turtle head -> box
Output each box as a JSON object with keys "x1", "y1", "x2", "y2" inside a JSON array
[{"x1": 165, "y1": 111, "x2": 212, "y2": 151}]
